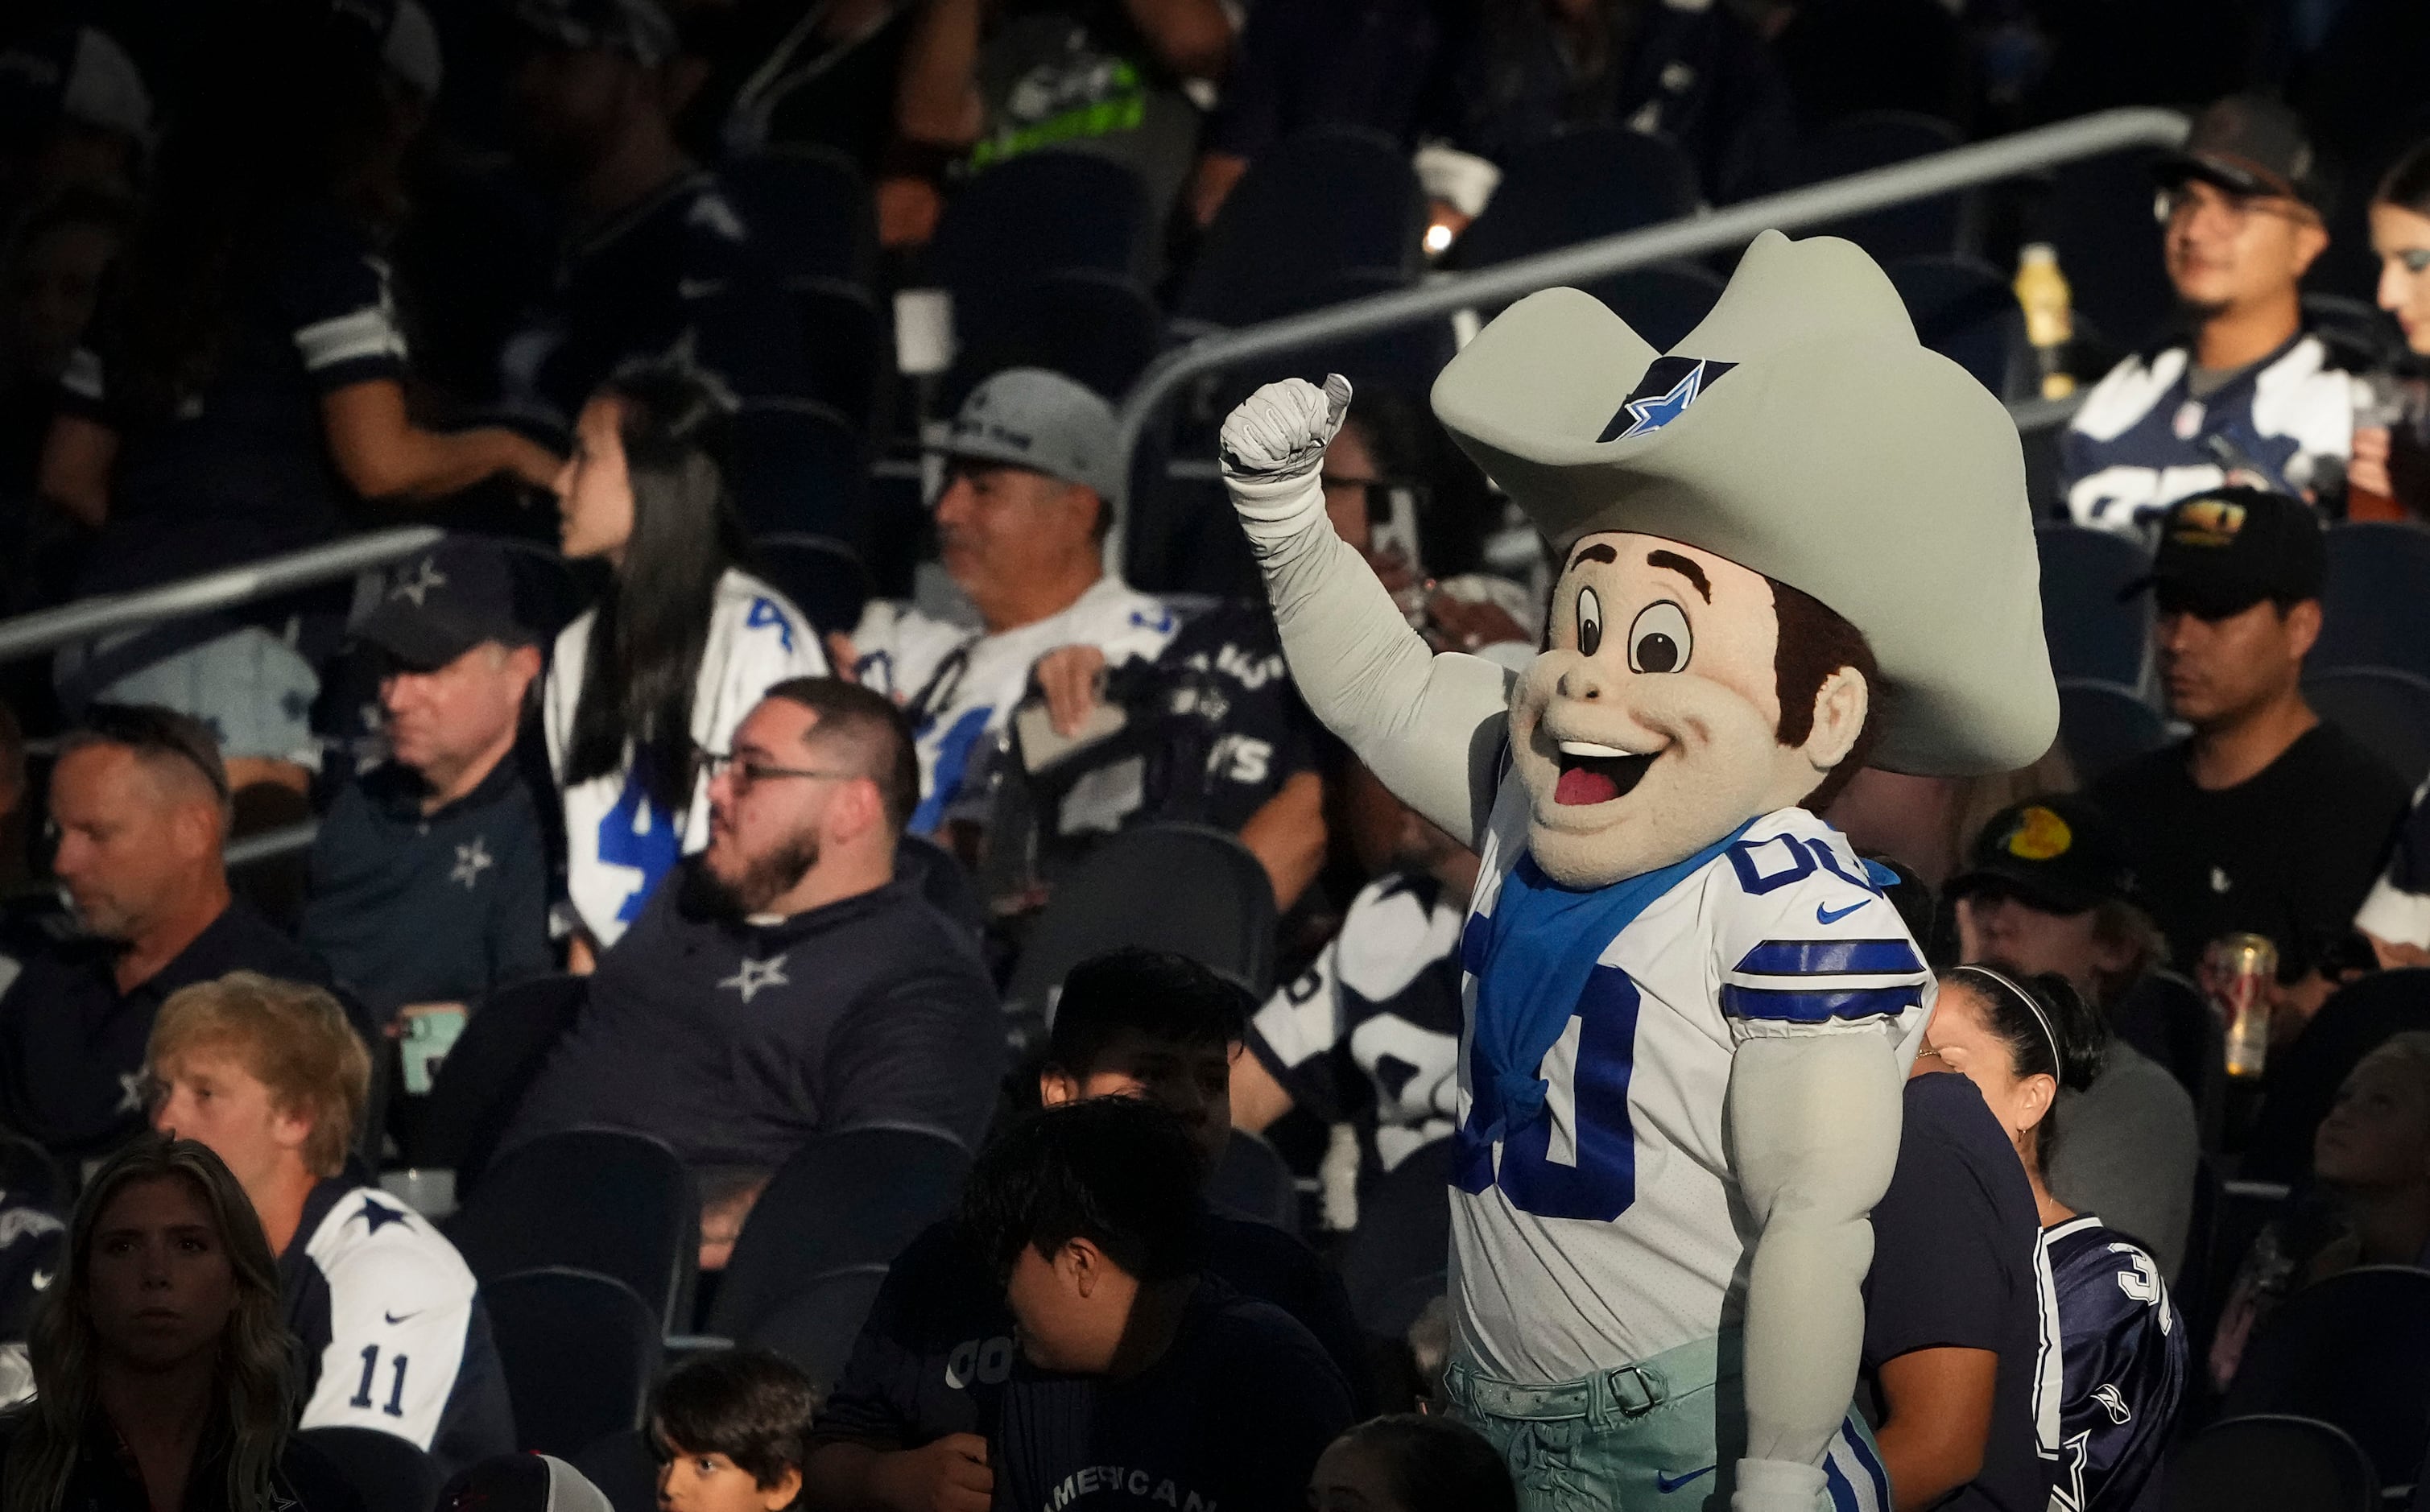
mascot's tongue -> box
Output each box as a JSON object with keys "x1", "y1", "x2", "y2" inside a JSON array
[{"x1": 1556, "y1": 764, "x2": 1622, "y2": 806}]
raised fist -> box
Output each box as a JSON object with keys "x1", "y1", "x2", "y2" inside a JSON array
[{"x1": 1220, "y1": 374, "x2": 1353, "y2": 484}]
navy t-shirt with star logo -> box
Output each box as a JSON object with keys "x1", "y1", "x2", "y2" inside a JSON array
[{"x1": 499, "y1": 864, "x2": 1002, "y2": 1169}]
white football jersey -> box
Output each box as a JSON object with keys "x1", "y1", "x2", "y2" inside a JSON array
[
  {"x1": 849, "y1": 576, "x2": 1180, "y2": 833},
  {"x1": 546, "y1": 568, "x2": 825, "y2": 946},
  {"x1": 1449, "y1": 776, "x2": 1932, "y2": 1384}
]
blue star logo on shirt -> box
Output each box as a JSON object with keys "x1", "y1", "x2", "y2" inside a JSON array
[
  {"x1": 1599, "y1": 356, "x2": 1738, "y2": 442},
  {"x1": 354, "y1": 1198, "x2": 411, "y2": 1235}
]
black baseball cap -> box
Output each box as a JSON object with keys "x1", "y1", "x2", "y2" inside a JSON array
[
  {"x1": 351, "y1": 539, "x2": 541, "y2": 671},
  {"x1": 1945, "y1": 794, "x2": 2139, "y2": 915},
  {"x1": 2154, "y1": 94, "x2": 2329, "y2": 214},
  {"x1": 2119, "y1": 486, "x2": 2326, "y2": 618}
]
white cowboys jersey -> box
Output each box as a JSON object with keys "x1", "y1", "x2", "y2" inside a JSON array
[
  {"x1": 849, "y1": 576, "x2": 1180, "y2": 834},
  {"x1": 1450, "y1": 785, "x2": 1932, "y2": 1383},
  {"x1": 546, "y1": 567, "x2": 824, "y2": 947}
]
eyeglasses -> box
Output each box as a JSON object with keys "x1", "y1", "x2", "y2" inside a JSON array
[
  {"x1": 2155, "y1": 183, "x2": 2316, "y2": 232},
  {"x1": 702, "y1": 754, "x2": 858, "y2": 793}
]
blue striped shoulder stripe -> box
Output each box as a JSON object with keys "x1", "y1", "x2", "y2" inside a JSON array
[
  {"x1": 1732, "y1": 939, "x2": 1923, "y2": 977},
  {"x1": 1720, "y1": 982, "x2": 1922, "y2": 1024},
  {"x1": 1723, "y1": 936, "x2": 1926, "y2": 1024}
]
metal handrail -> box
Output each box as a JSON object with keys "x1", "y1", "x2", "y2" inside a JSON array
[
  {"x1": 1111, "y1": 105, "x2": 2188, "y2": 494},
  {"x1": 0, "y1": 526, "x2": 445, "y2": 664}
]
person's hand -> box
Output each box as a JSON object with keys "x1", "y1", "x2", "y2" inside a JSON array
[
  {"x1": 867, "y1": 1434, "x2": 992, "y2": 1512},
  {"x1": 2351, "y1": 426, "x2": 2395, "y2": 500},
  {"x1": 826, "y1": 632, "x2": 860, "y2": 684},
  {"x1": 1221, "y1": 374, "x2": 1352, "y2": 555},
  {"x1": 2266, "y1": 969, "x2": 2340, "y2": 1050},
  {"x1": 1035, "y1": 644, "x2": 1107, "y2": 736},
  {"x1": 1425, "y1": 593, "x2": 1530, "y2": 654},
  {"x1": 877, "y1": 176, "x2": 944, "y2": 250},
  {"x1": 2366, "y1": 930, "x2": 2430, "y2": 970},
  {"x1": 498, "y1": 433, "x2": 564, "y2": 493}
]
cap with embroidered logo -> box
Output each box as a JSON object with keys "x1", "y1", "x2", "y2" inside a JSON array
[
  {"x1": 933, "y1": 367, "x2": 1123, "y2": 504},
  {"x1": 2121, "y1": 485, "x2": 2325, "y2": 618},
  {"x1": 1945, "y1": 793, "x2": 2139, "y2": 915},
  {"x1": 351, "y1": 539, "x2": 543, "y2": 672}
]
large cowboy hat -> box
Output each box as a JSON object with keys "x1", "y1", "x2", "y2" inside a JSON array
[{"x1": 1430, "y1": 229, "x2": 2056, "y2": 777}]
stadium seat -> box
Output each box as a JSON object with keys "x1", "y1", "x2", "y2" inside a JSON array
[
  {"x1": 1209, "y1": 1130, "x2": 1298, "y2": 1235},
  {"x1": 568, "y1": 1430, "x2": 656, "y2": 1512},
  {"x1": 413, "y1": 974, "x2": 589, "y2": 1183},
  {"x1": 791, "y1": 277, "x2": 884, "y2": 429},
  {"x1": 742, "y1": 1262, "x2": 893, "y2": 1390},
  {"x1": 2035, "y1": 523, "x2": 2153, "y2": 687},
  {"x1": 2164, "y1": 1415, "x2": 2378, "y2": 1512},
  {"x1": 2314, "y1": 523, "x2": 2430, "y2": 682},
  {"x1": 1179, "y1": 127, "x2": 1426, "y2": 328},
  {"x1": 728, "y1": 399, "x2": 871, "y2": 547},
  {"x1": 2303, "y1": 292, "x2": 2405, "y2": 372},
  {"x1": 2242, "y1": 970, "x2": 2430, "y2": 1184},
  {"x1": 2056, "y1": 679, "x2": 2168, "y2": 783},
  {"x1": 750, "y1": 533, "x2": 873, "y2": 638},
  {"x1": 948, "y1": 269, "x2": 1165, "y2": 407},
  {"x1": 484, "y1": 1268, "x2": 663, "y2": 1458},
  {"x1": 926, "y1": 151, "x2": 1156, "y2": 304},
  {"x1": 1787, "y1": 112, "x2": 1968, "y2": 264},
  {"x1": 0, "y1": 1130, "x2": 68, "y2": 1215},
  {"x1": 2304, "y1": 667, "x2": 2430, "y2": 790},
  {"x1": 1283, "y1": 266, "x2": 1458, "y2": 403},
  {"x1": 721, "y1": 146, "x2": 876, "y2": 286},
  {"x1": 707, "y1": 1123, "x2": 972, "y2": 1340},
  {"x1": 1002, "y1": 823, "x2": 1279, "y2": 1043},
  {"x1": 2111, "y1": 970, "x2": 2223, "y2": 1150},
  {"x1": 899, "y1": 832, "x2": 986, "y2": 944},
  {"x1": 490, "y1": 538, "x2": 590, "y2": 640},
  {"x1": 1340, "y1": 1138, "x2": 1455, "y2": 1341},
  {"x1": 2220, "y1": 1266, "x2": 2430, "y2": 1487},
  {"x1": 2042, "y1": 147, "x2": 2174, "y2": 351},
  {"x1": 303, "y1": 1427, "x2": 440, "y2": 1512},
  {"x1": 1586, "y1": 262, "x2": 1727, "y2": 353},
  {"x1": 1887, "y1": 255, "x2": 2026, "y2": 399},
  {"x1": 446, "y1": 1127, "x2": 701, "y2": 1331},
  {"x1": 1453, "y1": 126, "x2": 1703, "y2": 273}
]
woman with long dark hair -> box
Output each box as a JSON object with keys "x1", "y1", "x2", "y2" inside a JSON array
[
  {"x1": 2349, "y1": 140, "x2": 2430, "y2": 518},
  {"x1": 0, "y1": 1136, "x2": 354, "y2": 1511},
  {"x1": 545, "y1": 359, "x2": 822, "y2": 959}
]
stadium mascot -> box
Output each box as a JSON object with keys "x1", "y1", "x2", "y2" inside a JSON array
[{"x1": 1220, "y1": 230, "x2": 2057, "y2": 1511}]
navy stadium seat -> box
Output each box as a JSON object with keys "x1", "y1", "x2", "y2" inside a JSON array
[
  {"x1": 750, "y1": 533, "x2": 873, "y2": 638},
  {"x1": 2165, "y1": 1415, "x2": 2378, "y2": 1512},
  {"x1": 707, "y1": 1123, "x2": 972, "y2": 1340},
  {"x1": 947, "y1": 268, "x2": 1164, "y2": 407},
  {"x1": 1179, "y1": 127, "x2": 1426, "y2": 328},
  {"x1": 2220, "y1": 1266, "x2": 2430, "y2": 1487},
  {"x1": 1209, "y1": 1130, "x2": 1297, "y2": 1235},
  {"x1": 1787, "y1": 112, "x2": 1968, "y2": 263},
  {"x1": 721, "y1": 146, "x2": 875, "y2": 286},
  {"x1": 2056, "y1": 678, "x2": 2168, "y2": 783},
  {"x1": 303, "y1": 1427, "x2": 440, "y2": 1512},
  {"x1": 1340, "y1": 1138, "x2": 1455, "y2": 1341},
  {"x1": 568, "y1": 1430, "x2": 657, "y2": 1512},
  {"x1": 447, "y1": 1127, "x2": 700, "y2": 1331},
  {"x1": 927, "y1": 151, "x2": 1156, "y2": 303},
  {"x1": 2042, "y1": 147, "x2": 2175, "y2": 352},
  {"x1": 727, "y1": 399, "x2": 871, "y2": 546},
  {"x1": 743, "y1": 1263, "x2": 893, "y2": 1390},
  {"x1": 2304, "y1": 667, "x2": 2430, "y2": 791},
  {"x1": 2035, "y1": 523, "x2": 2153, "y2": 686},
  {"x1": 1454, "y1": 126, "x2": 1703, "y2": 272},
  {"x1": 898, "y1": 833, "x2": 986, "y2": 944},
  {"x1": 1588, "y1": 262, "x2": 1726, "y2": 353},
  {"x1": 2242, "y1": 970, "x2": 2430, "y2": 1184},
  {"x1": 1887, "y1": 255, "x2": 2026, "y2": 399},
  {"x1": 1282, "y1": 266, "x2": 1457, "y2": 402},
  {"x1": 2313, "y1": 523, "x2": 2430, "y2": 683},
  {"x1": 485, "y1": 1268, "x2": 663, "y2": 1458},
  {"x1": 413, "y1": 974, "x2": 589, "y2": 1183},
  {"x1": 791, "y1": 277, "x2": 883, "y2": 429}
]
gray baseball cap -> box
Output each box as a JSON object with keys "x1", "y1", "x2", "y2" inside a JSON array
[{"x1": 934, "y1": 369, "x2": 1123, "y2": 504}]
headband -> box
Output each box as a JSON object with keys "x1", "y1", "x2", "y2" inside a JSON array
[{"x1": 1952, "y1": 965, "x2": 2060, "y2": 1079}]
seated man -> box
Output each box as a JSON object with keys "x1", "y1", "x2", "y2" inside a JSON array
[
  {"x1": 300, "y1": 539, "x2": 552, "y2": 1019},
  {"x1": 503, "y1": 678, "x2": 1002, "y2": 1170},
  {"x1": 806, "y1": 948, "x2": 1368, "y2": 1512},
  {"x1": 0, "y1": 704, "x2": 333, "y2": 1159},
  {"x1": 147, "y1": 971, "x2": 513, "y2": 1479},
  {"x1": 2060, "y1": 97, "x2": 2357, "y2": 535}
]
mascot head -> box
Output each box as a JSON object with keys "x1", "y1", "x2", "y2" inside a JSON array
[{"x1": 1434, "y1": 232, "x2": 2059, "y2": 890}]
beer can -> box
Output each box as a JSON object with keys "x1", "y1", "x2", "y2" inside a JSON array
[{"x1": 2205, "y1": 932, "x2": 2278, "y2": 1079}]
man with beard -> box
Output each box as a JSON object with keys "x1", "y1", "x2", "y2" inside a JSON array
[{"x1": 501, "y1": 679, "x2": 1002, "y2": 1200}]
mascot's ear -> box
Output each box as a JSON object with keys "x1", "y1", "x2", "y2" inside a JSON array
[{"x1": 1800, "y1": 667, "x2": 1870, "y2": 774}]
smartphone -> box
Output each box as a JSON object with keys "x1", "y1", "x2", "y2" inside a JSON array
[{"x1": 398, "y1": 1004, "x2": 469, "y2": 1096}]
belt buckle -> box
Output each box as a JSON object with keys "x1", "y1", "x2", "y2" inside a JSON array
[{"x1": 1609, "y1": 1362, "x2": 1663, "y2": 1418}]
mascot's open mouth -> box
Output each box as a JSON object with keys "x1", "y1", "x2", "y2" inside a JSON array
[{"x1": 1553, "y1": 740, "x2": 1656, "y2": 806}]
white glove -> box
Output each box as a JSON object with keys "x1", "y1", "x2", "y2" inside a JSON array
[
  {"x1": 1734, "y1": 1456, "x2": 1826, "y2": 1512},
  {"x1": 1219, "y1": 374, "x2": 1353, "y2": 556}
]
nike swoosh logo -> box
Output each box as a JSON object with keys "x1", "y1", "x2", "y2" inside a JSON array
[
  {"x1": 383, "y1": 1309, "x2": 421, "y2": 1324},
  {"x1": 1655, "y1": 1465, "x2": 1715, "y2": 1493},
  {"x1": 1815, "y1": 899, "x2": 1867, "y2": 925}
]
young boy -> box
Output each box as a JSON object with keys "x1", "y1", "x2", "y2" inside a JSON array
[
  {"x1": 967, "y1": 1099, "x2": 1357, "y2": 1511},
  {"x1": 653, "y1": 1349, "x2": 820, "y2": 1512}
]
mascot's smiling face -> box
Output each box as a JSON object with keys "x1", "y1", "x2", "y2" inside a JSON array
[{"x1": 1510, "y1": 531, "x2": 1874, "y2": 889}]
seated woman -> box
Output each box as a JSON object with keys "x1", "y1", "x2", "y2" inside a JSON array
[
  {"x1": 0, "y1": 1135, "x2": 357, "y2": 1511},
  {"x1": 1926, "y1": 965, "x2": 2188, "y2": 1512},
  {"x1": 2211, "y1": 1031, "x2": 2430, "y2": 1390}
]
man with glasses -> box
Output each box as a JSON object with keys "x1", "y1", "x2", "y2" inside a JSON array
[
  {"x1": 501, "y1": 678, "x2": 1001, "y2": 1192},
  {"x1": 2060, "y1": 96, "x2": 2362, "y2": 535}
]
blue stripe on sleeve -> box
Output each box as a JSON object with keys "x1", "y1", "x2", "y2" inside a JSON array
[
  {"x1": 1732, "y1": 938, "x2": 1924, "y2": 977},
  {"x1": 1719, "y1": 983, "x2": 1923, "y2": 1024}
]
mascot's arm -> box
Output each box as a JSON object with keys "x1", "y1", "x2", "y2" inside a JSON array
[
  {"x1": 1221, "y1": 376, "x2": 1512, "y2": 845},
  {"x1": 1726, "y1": 1030, "x2": 1905, "y2": 1512}
]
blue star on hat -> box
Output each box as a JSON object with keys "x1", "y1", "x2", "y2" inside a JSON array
[{"x1": 1600, "y1": 357, "x2": 1737, "y2": 442}]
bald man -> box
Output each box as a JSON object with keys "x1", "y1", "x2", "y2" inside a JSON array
[{"x1": 0, "y1": 704, "x2": 333, "y2": 1159}]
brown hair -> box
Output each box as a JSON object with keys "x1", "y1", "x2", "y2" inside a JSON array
[
  {"x1": 760, "y1": 677, "x2": 922, "y2": 834},
  {"x1": 1770, "y1": 578, "x2": 1880, "y2": 811},
  {"x1": 148, "y1": 973, "x2": 370, "y2": 1179}
]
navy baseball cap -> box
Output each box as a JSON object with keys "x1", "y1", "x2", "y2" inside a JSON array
[
  {"x1": 352, "y1": 539, "x2": 541, "y2": 671},
  {"x1": 1945, "y1": 794, "x2": 2139, "y2": 916},
  {"x1": 2155, "y1": 94, "x2": 2329, "y2": 214},
  {"x1": 2120, "y1": 486, "x2": 2326, "y2": 618}
]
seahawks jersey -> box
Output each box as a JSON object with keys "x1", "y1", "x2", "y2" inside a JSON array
[
  {"x1": 2060, "y1": 333, "x2": 2360, "y2": 535},
  {"x1": 279, "y1": 1180, "x2": 514, "y2": 1481},
  {"x1": 1249, "y1": 871, "x2": 1464, "y2": 1175},
  {"x1": 545, "y1": 568, "x2": 824, "y2": 946},
  {"x1": 2039, "y1": 1217, "x2": 2186, "y2": 1512},
  {"x1": 1450, "y1": 787, "x2": 1932, "y2": 1382},
  {"x1": 849, "y1": 576, "x2": 1180, "y2": 834}
]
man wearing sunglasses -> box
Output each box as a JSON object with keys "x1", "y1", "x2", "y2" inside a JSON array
[{"x1": 2060, "y1": 95, "x2": 2362, "y2": 535}]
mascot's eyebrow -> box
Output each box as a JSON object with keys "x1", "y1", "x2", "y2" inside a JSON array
[
  {"x1": 1568, "y1": 543, "x2": 1619, "y2": 570},
  {"x1": 1645, "y1": 550, "x2": 1713, "y2": 602}
]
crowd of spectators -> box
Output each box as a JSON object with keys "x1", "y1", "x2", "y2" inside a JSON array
[{"x1": 0, "y1": 0, "x2": 2425, "y2": 1509}]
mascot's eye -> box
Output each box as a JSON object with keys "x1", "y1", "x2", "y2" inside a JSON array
[
  {"x1": 1628, "y1": 601, "x2": 1692, "y2": 674},
  {"x1": 1575, "y1": 587, "x2": 1604, "y2": 657}
]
